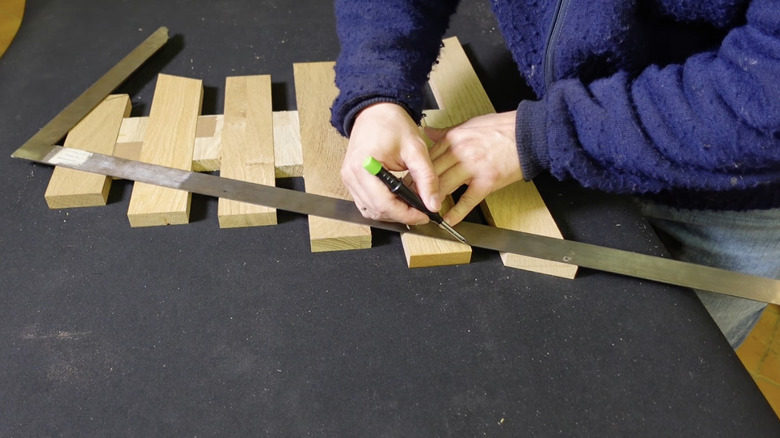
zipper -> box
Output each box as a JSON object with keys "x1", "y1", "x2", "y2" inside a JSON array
[{"x1": 544, "y1": 0, "x2": 572, "y2": 89}]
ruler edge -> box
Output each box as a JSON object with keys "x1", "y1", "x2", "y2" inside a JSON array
[{"x1": 10, "y1": 26, "x2": 170, "y2": 161}]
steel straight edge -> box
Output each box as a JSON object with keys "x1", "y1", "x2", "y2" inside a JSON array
[{"x1": 18, "y1": 145, "x2": 780, "y2": 306}]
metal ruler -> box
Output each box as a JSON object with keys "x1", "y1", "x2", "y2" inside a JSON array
[{"x1": 11, "y1": 28, "x2": 780, "y2": 305}]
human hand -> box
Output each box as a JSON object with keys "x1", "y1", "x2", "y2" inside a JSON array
[
  {"x1": 426, "y1": 111, "x2": 523, "y2": 225},
  {"x1": 341, "y1": 103, "x2": 441, "y2": 225}
]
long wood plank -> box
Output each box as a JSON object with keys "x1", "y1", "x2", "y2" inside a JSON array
[
  {"x1": 44, "y1": 94, "x2": 131, "y2": 208},
  {"x1": 399, "y1": 109, "x2": 472, "y2": 268},
  {"x1": 126, "y1": 73, "x2": 202, "y2": 227},
  {"x1": 217, "y1": 75, "x2": 277, "y2": 228},
  {"x1": 114, "y1": 112, "x2": 303, "y2": 178},
  {"x1": 428, "y1": 37, "x2": 577, "y2": 279},
  {"x1": 293, "y1": 62, "x2": 371, "y2": 252}
]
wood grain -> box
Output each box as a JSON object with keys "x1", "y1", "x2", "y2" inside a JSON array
[
  {"x1": 45, "y1": 94, "x2": 131, "y2": 208},
  {"x1": 428, "y1": 37, "x2": 577, "y2": 279},
  {"x1": 273, "y1": 111, "x2": 303, "y2": 178},
  {"x1": 114, "y1": 112, "x2": 303, "y2": 178},
  {"x1": 293, "y1": 62, "x2": 371, "y2": 252},
  {"x1": 217, "y1": 75, "x2": 277, "y2": 228},
  {"x1": 126, "y1": 74, "x2": 202, "y2": 227}
]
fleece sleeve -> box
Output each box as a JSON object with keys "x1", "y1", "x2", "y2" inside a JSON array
[
  {"x1": 330, "y1": 0, "x2": 460, "y2": 136},
  {"x1": 517, "y1": 0, "x2": 780, "y2": 207}
]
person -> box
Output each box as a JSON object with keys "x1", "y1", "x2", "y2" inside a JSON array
[{"x1": 329, "y1": 0, "x2": 780, "y2": 349}]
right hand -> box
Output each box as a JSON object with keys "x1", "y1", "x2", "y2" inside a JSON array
[{"x1": 340, "y1": 102, "x2": 441, "y2": 225}]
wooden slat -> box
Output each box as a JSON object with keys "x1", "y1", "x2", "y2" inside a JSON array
[
  {"x1": 217, "y1": 75, "x2": 277, "y2": 228},
  {"x1": 126, "y1": 73, "x2": 202, "y2": 227},
  {"x1": 192, "y1": 114, "x2": 222, "y2": 172},
  {"x1": 44, "y1": 94, "x2": 131, "y2": 208},
  {"x1": 399, "y1": 109, "x2": 472, "y2": 268},
  {"x1": 114, "y1": 112, "x2": 303, "y2": 178},
  {"x1": 273, "y1": 111, "x2": 303, "y2": 178},
  {"x1": 428, "y1": 37, "x2": 577, "y2": 279},
  {"x1": 293, "y1": 62, "x2": 371, "y2": 252}
]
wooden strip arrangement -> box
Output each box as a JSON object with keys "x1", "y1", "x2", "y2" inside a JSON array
[
  {"x1": 217, "y1": 75, "x2": 277, "y2": 228},
  {"x1": 126, "y1": 73, "x2": 202, "y2": 227},
  {"x1": 293, "y1": 61, "x2": 372, "y2": 252},
  {"x1": 42, "y1": 39, "x2": 574, "y2": 278},
  {"x1": 44, "y1": 94, "x2": 131, "y2": 208},
  {"x1": 428, "y1": 37, "x2": 577, "y2": 279},
  {"x1": 399, "y1": 109, "x2": 472, "y2": 268}
]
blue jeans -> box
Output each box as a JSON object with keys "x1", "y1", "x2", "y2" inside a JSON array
[{"x1": 637, "y1": 202, "x2": 780, "y2": 349}]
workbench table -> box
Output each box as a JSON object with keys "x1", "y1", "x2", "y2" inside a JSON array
[{"x1": 1, "y1": 1, "x2": 777, "y2": 436}]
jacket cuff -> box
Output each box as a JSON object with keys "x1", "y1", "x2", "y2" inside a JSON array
[
  {"x1": 516, "y1": 99, "x2": 551, "y2": 181},
  {"x1": 340, "y1": 96, "x2": 417, "y2": 138}
]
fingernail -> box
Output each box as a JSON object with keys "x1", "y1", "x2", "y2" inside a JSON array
[{"x1": 429, "y1": 194, "x2": 441, "y2": 211}]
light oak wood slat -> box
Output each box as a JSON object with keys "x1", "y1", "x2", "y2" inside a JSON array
[
  {"x1": 44, "y1": 94, "x2": 131, "y2": 208},
  {"x1": 293, "y1": 62, "x2": 371, "y2": 252},
  {"x1": 428, "y1": 37, "x2": 577, "y2": 279},
  {"x1": 399, "y1": 109, "x2": 472, "y2": 268},
  {"x1": 273, "y1": 111, "x2": 303, "y2": 178},
  {"x1": 192, "y1": 114, "x2": 222, "y2": 172},
  {"x1": 114, "y1": 112, "x2": 304, "y2": 178},
  {"x1": 126, "y1": 73, "x2": 202, "y2": 227},
  {"x1": 217, "y1": 75, "x2": 277, "y2": 228}
]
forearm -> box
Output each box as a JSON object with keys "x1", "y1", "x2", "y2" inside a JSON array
[
  {"x1": 331, "y1": 0, "x2": 460, "y2": 136},
  {"x1": 516, "y1": 0, "x2": 780, "y2": 199}
]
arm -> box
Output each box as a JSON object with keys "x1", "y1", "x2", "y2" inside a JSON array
[
  {"x1": 518, "y1": 0, "x2": 780, "y2": 208},
  {"x1": 331, "y1": 0, "x2": 460, "y2": 224}
]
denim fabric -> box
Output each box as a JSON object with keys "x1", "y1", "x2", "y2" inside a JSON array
[{"x1": 637, "y1": 202, "x2": 780, "y2": 348}]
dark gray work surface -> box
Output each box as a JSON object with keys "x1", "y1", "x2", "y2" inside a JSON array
[{"x1": 1, "y1": 1, "x2": 777, "y2": 436}]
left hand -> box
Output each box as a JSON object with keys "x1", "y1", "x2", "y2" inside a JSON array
[{"x1": 425, "y1": 111, "x2": 523, "y2": 225}]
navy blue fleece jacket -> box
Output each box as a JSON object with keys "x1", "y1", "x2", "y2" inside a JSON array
[{"x1": 330, "y1": 0, "x2": 780, "y2": 210}]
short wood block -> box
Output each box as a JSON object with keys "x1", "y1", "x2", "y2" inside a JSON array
[
  {"x1": 127, "y1": 74, "x2": 202, "y2": 227},
  {"x1": 428, "y1": 37, "x2": 577, "y2": 278},
  {"x1": 218, "y1": 75, "x2": 277, "y2": 228},
  {"x1": 294, "y1": 61, "x2": 371, "y2": 252},
  {"x1": 400, "y1": 109, "x2": 472, "y2": 268},
  {"x1": 192, "y1": 114, "x2": 222, "y2": 172},
  {"x1": 44, "y1": 94, "x2": 131, "y2": 208},
  {"x1": 273, "y1": 111, "x2": 303, "y2": 178}
]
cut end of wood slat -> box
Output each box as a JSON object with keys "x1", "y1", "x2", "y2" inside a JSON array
[
  {"x1": 217, "y1": 199, "x2": 277, "y2": 228},
  {"x1": 44, "y1": 168, "x2": 112, "y2": 208},
  {"x1": 127, "y1": 209, "x2": 191, "y2": 228},
  {"x1": 310, "y1": 236, "x2": 373, "y2": 253},
  {"x1": 127, "y1": 183, "x2": 192, "y2": 227},
  {"x1": 308, "y1": 217, "x2": 372, "y2": 252},
  {"x1": 404, "y1": 244, "x2": 472, "y2": 268},
  {"x1": 218, "y1": 212, "x2": 278, "y2": 228}
]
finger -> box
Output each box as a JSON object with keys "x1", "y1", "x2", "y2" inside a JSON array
[
  {"x1": 423, "y1": 125, "x2": 447, "y2": 143},
  {"x1": 426, "y1": 129, "x2": 450, "y2": 162},
  {"x1": 430, "y1": 148, "x2": 459, "y2": 179},
  {"x1": 443, "y1": 183, "x2": 490, "y2": 226},
  {"x1": 400, "y1": 140, "x2": 441, "y2": 212},
  {"x1": 350, "y1": 170, "x2": 429, "y2": 224},
  {"x1": 437, "y1": 163, "x2": 471, "y2": 197}
]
